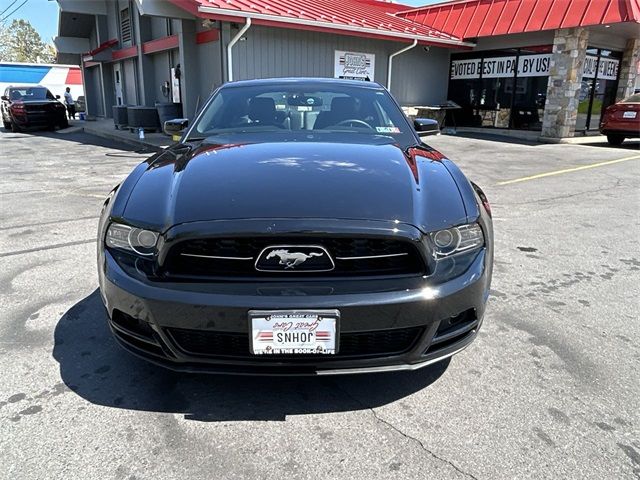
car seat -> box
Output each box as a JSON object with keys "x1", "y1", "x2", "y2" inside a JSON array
[{"x1": 314, "y1": 97, "x2": 357, "y2": 129}]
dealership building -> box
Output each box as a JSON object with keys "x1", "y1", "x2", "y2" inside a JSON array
[{"x1": 54, "y1": 0, "x2": 640, "y2": 139}]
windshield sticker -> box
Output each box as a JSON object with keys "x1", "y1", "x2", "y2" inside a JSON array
[{"x1": 376, "y1": 126, "x2": 400, "y2": 133}]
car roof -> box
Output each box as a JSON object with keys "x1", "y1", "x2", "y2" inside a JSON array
[
  {"x1": 7, "y1": 85, "x2": 47, "y2": 89},
  {"x1": 222, "y1": 77, "x2": 385, "y2": 90}
]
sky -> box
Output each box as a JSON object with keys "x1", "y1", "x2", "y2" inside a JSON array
[
  {"x1": 1, "y1": 0, "x2": 59, "y2": 42},
  {"x1": 1, "y1": 0, "x2": 442, "y2": 44}
]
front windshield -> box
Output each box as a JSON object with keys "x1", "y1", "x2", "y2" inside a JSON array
[
  {"x1": 9, "y1": 87, "x2": 55, "y2": 101},
  {"x1": 188, "y1": 83, "x2": 417, "y2": 148}
]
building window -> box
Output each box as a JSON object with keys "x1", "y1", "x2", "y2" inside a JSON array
[
  {"x1": 447, "y1": 46, "x2": 552, "y2": 131},
  {"x1": 120, "y1": 7, "x2": 132, "y2": 46}
]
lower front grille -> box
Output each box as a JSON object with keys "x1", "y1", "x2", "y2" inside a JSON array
[{"x1": 166, "y1": 326, "x2": 424, "y2": 360}]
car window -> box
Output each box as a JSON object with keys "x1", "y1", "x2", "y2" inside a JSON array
[
  {"x1": 622, "y1": 94, "x2": 640, "y2": 103},
  {"x1": 9, "y1": 87, "x2": 54, "y2": 101},
  {"x1": 190, "y1": 83, "x2": 416, "y2": 148}
]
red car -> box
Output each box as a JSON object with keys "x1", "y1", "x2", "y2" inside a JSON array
[{"x1": 600, "y1": 93, "x2": 640, "y2": 146}]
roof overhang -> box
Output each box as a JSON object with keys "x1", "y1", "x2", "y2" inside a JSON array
[
  {"x1": 168, "y1": 0, "x2": 474, "y2": 48},
  {"x1": 396, "y1": 0, "x2": 640, "y2": 40},
  {"x1": 57, "y1": 10, "x2": 94, "y2": 38},
  {"x1": 134, "y1": 0, "x2": 194, "y2": 19},
  {"x1": 53, "y1": 36, "x2": 91, "y2": 54},
  {"x1": 57, "y1": 0, "x2": 107, "y2": 16}
]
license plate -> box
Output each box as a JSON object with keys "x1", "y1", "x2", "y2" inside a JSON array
[
  {"x1": 249, "y1": 310, "x2": 338, "y2": 355},
  {"x1": 623, "y1": 111, "x2": 637, "y2": 119}
]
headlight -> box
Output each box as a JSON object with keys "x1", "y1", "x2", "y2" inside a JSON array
[
  {"x1": 430, "y1": 223, "x2": 484, "y2": 257},
  {"x1": 105, "y1": 223, "x2": 159, "y2": 256}
]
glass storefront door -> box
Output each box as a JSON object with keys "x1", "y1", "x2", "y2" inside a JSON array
[{"x1": 576, "y1": 48, "x2": 622, "y2": 131}]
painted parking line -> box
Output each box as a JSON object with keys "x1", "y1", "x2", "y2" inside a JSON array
[{"x1": 497, "y1": 154, "x2": 640, "y2": 186}]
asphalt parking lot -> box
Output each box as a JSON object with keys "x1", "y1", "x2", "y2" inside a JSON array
[{"x1": 1, "y1": 129, "x2": 639, "y2": 480}]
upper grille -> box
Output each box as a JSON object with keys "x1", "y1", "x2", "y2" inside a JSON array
[
  {"x1": 25, "y1": 104, "x2": 55, "y2": 112},
  {"x1": 162, "y1": 236, "x2": 425, "y2": 280},
  {"x1": 166, "y1": 326, "x2": 424, "y2": 360}
]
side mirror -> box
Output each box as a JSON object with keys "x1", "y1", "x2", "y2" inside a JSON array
[
  {"x1": 414, "y1": 118, "x2": 440, "y2": 137},
  {"x1": 163, "y1": 118, "x2": 189, "y2": 138},
  {"x1": 55, "y1": 95, "x2": 61, "y2": 99},
  {"x1": 1, "y1": 95, "x2": 8, "y2": 101}
]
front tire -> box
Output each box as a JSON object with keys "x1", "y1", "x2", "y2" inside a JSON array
[
  {"x1": 607, "y1": 134, "x2": 624, "y2": 146},
  {"x1": 10, "y1": 120, "x2": 21, "y2": 133},
  {"x1": 3, "y1": 121, "x2": 10, "y2": 130},
  {"x1": 59, "y1": 120, "x2": 69, "y2": 129}
]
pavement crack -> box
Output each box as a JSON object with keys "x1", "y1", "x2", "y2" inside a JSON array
[
  {"x1": 370, "y1": 409, "x2": 480, "y2": 480},
  {"x1": 331, "y1": 381, "x2": 479, "y2": 480}
]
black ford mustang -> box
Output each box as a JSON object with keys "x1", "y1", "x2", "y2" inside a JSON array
[{"x1": 98, "y1": 78, "x2": 493, "y2": 375}]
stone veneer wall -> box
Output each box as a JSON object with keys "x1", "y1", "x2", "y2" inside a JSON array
[
  {"x1": 541, "y1": 28, "x2": 589, "y2": 139},
  {"x1": 616, "y1": 38, "x2": 640, "y2": 101}
]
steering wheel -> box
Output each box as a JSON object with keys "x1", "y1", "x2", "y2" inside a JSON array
[{"x1": 334, "y1": 119, "x2": 374, "y2": 130}]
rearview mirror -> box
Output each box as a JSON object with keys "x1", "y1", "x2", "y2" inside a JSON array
[
  {"x1": 55, "y1": 95, "x2": 61, "y2": 99},
  {"x1": 0, "y1": 95, "x2": 8, "y2": 101},
  {"x1": 287, "y1": 94, "x2": 323, "y2": 107},
  {"x1": 163, "y1": 118, "x2": 189, "y2": 138},
  {"x1": 414, "y1": 118, "x2": 440, "y2": 137}
]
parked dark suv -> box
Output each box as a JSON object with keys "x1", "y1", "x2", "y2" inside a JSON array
[{"x1": 1, "y1": 85, "x2": 69, "y2": 132}]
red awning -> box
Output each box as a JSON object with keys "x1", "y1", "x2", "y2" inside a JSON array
[
  {"x1": 169, "y1": 0, "x2": 472, "y2": 46},
  {"x1": 396, "y1": 0, "x2": 640, "y2": 39},
  {"x1": 86, "y1": 38, "x2": 119, "y2": 56}
]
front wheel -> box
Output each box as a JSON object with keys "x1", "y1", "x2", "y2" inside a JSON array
[
  {"x1": 10, "y1": 120, "x2": 21, "y2": 133},
  {"x1": 607, "y1": 134, "x2": 624, "y2": 146},
  {"x1": 3, "y1": 121, "x2": 10, "y2": 130},
  {"x1": 59, "y1": 120, "x2": 69, "y2": 129}
]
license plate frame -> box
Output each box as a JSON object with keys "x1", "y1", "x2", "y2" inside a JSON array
[{"x1": 249, "y1": 309, "x2": 339, "y2": 355}]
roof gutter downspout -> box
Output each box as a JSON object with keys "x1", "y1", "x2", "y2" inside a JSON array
[
  {"x1": 226, "y1": 17, "x2": 251, "y2": 82},
  {"x1": 387, "y1": 39, "x2": 418, "y2": 92}
]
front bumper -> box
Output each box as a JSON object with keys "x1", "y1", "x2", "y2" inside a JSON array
[
  {"x1": 12, "y1": 111, "x2": 65, "y2": 127},
  {"x1": 99, "y1": 245, "x2": 490, "y2": 375}
]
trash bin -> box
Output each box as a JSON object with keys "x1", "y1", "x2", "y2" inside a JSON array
[
  {"x1": 155, "y1": 102, "x2": 183, "y2": 129},
  {"x1": 113, "y1": 105, "x2": 128, "y2": 129},
  {"x1": 127, "y1": 106, "x2": 160, "y2": 132}
]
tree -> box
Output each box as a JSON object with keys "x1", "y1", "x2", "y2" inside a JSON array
[{"x1": 0, "y1": 19, "x2": 56, "y2": 63}]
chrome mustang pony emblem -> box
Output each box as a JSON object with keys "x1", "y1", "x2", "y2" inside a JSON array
[
  {"x1": 255, "y1": 246, "x2": 335, "y2": 272},
  {"x1": 266, "y1": 249, "x2": 324, "y2": 269}
]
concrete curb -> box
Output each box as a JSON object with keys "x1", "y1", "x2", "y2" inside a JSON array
[{"x1": 81, "y1": 124, "x2": 165, "y2": 152}]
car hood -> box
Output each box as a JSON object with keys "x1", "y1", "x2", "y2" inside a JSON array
[
  {"x1": 15, "y1": 100, "x2": 61, "y2": 105},
  {"x1": 118, "y1": 139, "x2": 469, "y2": 233}
]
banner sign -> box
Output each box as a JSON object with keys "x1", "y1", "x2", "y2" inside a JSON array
[
  {"x1": 334, "y1": 50, "x2": 375, "y2": 81},
  {"x1": 451, "y1": 54, "x2": 551, "y2": 80},
  {"x1": 583, "y1": 55, "x2": 619, "y2": 80},
  {"x1": 517, "y1": 54, "x2": 551, "y2": 77}
]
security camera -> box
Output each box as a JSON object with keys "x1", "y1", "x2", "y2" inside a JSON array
[
  {"x1": 201, "y1": 19, "x2": 215, "y2": 29},
  {"x1": 423, "y1": 46, "x2": 430, "y2": 52}
]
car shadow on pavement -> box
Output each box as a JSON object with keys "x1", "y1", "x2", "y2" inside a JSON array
[{"x1": 53, "y1": 290, "x2": 450, "y2": 422}]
